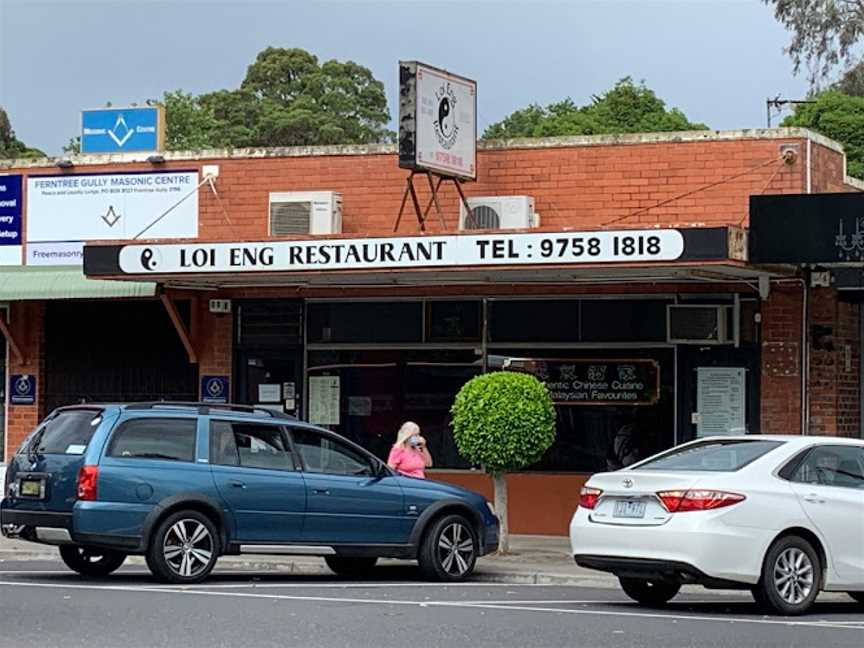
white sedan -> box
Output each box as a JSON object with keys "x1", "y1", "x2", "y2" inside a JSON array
[{"x1": 570, "y1": 435, "x2": 864, "y2": 615}]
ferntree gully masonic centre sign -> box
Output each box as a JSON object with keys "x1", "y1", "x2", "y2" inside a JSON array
[{"x1": 86, "y1": 230, "x2": 687, "y2": 275}]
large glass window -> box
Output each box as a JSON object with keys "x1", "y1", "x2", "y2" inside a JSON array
[
  {"x1": 486, "y1": 348, "x2": 675, "y2": 472},
  {"x1": 307, "y1": 349, "x2": 479, "y2": 468},
  {"x1": 107, "y1": 418, "x2": 197, "y2": 462},
  {"x1": 307, "y1": 302, "x2": 423, "y2": 343}
]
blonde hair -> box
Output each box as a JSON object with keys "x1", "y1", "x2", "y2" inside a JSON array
[{"x1": 395, "y1": 421, "x2": 420, "y2": 447}]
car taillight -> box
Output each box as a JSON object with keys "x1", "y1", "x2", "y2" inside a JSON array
[
  {"x1": 657, "y1": 489, "x2": 745, "y2": 513},
  {"x1": 579, "y1": 487, "x2": 603, "y2": 510},
  {"x1": 77, "y1": 465, "x2": 99, "y2": 501}
]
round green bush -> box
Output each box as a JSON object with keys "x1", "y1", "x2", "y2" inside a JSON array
[{"x1": 450, "y1": 371, "x2": 556, "y2": 475}]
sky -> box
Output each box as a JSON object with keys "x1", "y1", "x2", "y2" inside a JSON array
[{"x1": 0, "y1": 0, "x2": 811, "y2": 155}]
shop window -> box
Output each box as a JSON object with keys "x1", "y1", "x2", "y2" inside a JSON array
[
  {"x1": 580, "y1": 299, "x2": 669, "y2": 342},
  {"x1": 237, "y1": 301, "x2": 303, "y2": 348},
  {"x1": 488, "y1": 300, "x2": 580, "y2": 343},
  {"x1": 307, "y1": 302, "x2": 423, "y2": 343},
  {"x1": 426, "y1": 301, "x2": 482, "y2": 342},
  {"x1": 488, "y1": 348, "x2": 676, "y2": 473}
]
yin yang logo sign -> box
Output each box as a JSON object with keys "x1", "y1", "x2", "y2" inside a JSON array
[{"x1": 434, "y1": 82, "x2": 459, "y2": 150}]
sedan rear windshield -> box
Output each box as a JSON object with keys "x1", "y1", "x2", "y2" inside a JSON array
[
  {"x1": 21, "y1": 409, "x2": 104, "y2": 455},
  {"x1": 635, "y1": 439, "x2": 784, "y2": 472}
]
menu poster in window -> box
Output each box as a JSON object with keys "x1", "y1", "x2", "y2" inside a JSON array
[
  {"x1": 258, "y1": 384, "x2": 281, "y2": 403},
  {"x1": 496, "y1": 358, "x2": 660, "y2": 406},
  {"x1": 696, "y1": 367, "x2": 746, "y2": 437},
  {"x1": 309, "y1": 376, "x2": 340, "y2": 425}
]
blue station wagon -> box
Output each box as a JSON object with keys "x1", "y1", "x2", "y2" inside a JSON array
[{"x1": 1, "y1": 403, "x2": 499, "y2": 583}]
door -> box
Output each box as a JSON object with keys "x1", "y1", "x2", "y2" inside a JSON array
[
  {"x1": 788, "y1": 444, "x2": 864, "y2": 584},
  {"x1": 209, "y1": 420, "x2": 306, "y2": 543},
  {"x1": 237, "y1": 352, "x2": 303, "y2": 417},
  {"x1": 290, "y1": 427, "x2": 410, "y2": 545},
  {"x1": 678, "y1": 345, "x2": 761, "y2": 441}
]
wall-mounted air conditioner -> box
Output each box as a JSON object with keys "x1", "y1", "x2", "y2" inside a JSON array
[
  {"x1": 458, "y1": 196, "x2": 538, "y2": 231},
  {"x1": 667, "y1": 305, "x2": 735, "y2": 345},
  {"x1": 269, "y1": 191, "x2": 343, "y2": 236}
]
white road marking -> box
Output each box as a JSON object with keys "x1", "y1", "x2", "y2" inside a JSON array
[
  {"x1": 138, "y1": 581, "x2": 555, "y2": 590},
  {"x1": 0, "y1": 579, "x2": 859, "y2": 631}
]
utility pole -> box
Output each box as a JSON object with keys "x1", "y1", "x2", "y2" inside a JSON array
[{"x1": 766, "y1": 96, "x2": 817, "y2": 127}]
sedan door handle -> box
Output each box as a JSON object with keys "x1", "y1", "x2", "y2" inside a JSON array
[
  {"x1": 803, "y1": 493, "x2": 825, "y2": 504},
  {"x1": 313, "y1": 488, "x2": 330, "y2": 496},
  {"x1": 230, "y1": 480, "x2": 246, "y2": 489}
]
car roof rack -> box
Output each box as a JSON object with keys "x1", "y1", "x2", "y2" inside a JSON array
[{"x1": 123, "y1": 401, "x2": 295, "y2": 419}]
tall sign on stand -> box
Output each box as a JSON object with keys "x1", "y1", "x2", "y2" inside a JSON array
[{"x1": 396, "y1": 61, "x2": 477, "y2": 232}]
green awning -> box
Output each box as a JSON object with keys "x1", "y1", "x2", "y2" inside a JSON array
[{"x1": 0, "y1": 266, "x2": 157, "y2": 301}]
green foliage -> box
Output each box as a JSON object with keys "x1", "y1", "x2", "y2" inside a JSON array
[
  {"x1": 0, "y1": 106, "x2": 45, "y2": 159},
  {"x1": 782, "y1": 90, "x2": 864, "y2": 177},
  {"x1": 158, "y1": 47, "x2": 393, "y2": 150},
  {"x1": 483, "y1": 78, "x2": 707, "y2": 139},
  {"x1": 450, "y1": 371, "x2": 556, "y2": 476}
]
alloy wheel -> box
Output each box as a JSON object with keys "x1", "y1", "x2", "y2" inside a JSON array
[
  {"x1": 773, "y1": 547, "x2": 814, "y2": 605},
  {"x1": 162, "y1": 519, "x2": 214, "y2": 578},
  {"x1": 437, "y1": 522, "x2": 474, "y2": 576}
]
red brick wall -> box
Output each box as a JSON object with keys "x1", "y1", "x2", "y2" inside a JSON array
[
  {"x1": 809, "y1": 289, "x2": 862, "y2": 436},
  {"x1": 810, "y1": 143, "x2": 852, "y2": 193},
  {"x1": 760, "y1": 285, "x2": 804, "y2": 434},
  {"x1": 187, "y1": 296, "x2": 234, "y2": 398},
  {"x1": 5, "y1": 302, "x2": 45, "y2": 458},
  {"x1": 12, "y1": 136, "x2": 816, "y2": 245}
]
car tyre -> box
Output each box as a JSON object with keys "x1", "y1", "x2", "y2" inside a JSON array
[
  {"x1": 147, "y1": 510, "x2": 219, "y2": 584},
  {"x1": 418, "y1": 513, "x2": 478, "y2": 582},
  {"x1": 619, "y1": 577, "x2": 680, "y2": 606},
  {"x1": 848, "y1": 592, "x2": 864, "y2": 606},
  {"x1": 59, "y1": 545, "x2": 126, "y2": 577},
  {"x1": 755, "y1": 535, "x2": 821, "y2": 616},
  {"x1": 324, "y1": 556, "x2": 378, "y2": 578}
]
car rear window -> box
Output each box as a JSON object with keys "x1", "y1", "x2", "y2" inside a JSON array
[
  {"x1": 635, "y1": 439, "x2": 784, "y2": 472},
  {"x1": 25, "y1": 409, "x2": 104, "y2": 455},
  {"x1": 107, "y1": 418, "x2": 197, "y2": 462}
]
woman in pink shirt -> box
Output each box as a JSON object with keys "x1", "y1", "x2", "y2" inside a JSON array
[{"x1": 387, "y1": 421, "x2": 433, "y2": 479}]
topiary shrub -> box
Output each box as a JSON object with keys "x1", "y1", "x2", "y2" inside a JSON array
[{"x1": 451, "y1": 371, "x2": 556, "y2": 552}]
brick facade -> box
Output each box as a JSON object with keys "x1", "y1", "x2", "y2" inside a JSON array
[
  {"x1": 2, "y1": 128, "x2": 862, "y2": 480},
  {"x1": 6, "y1": 302, "x2": 45, "y2": 453}
]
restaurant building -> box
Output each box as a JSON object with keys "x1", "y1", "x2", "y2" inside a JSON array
[{"x1": 1, "y1": 127, "x2": 861, "y2": 534}]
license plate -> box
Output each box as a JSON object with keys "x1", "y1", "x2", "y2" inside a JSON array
[
  {"x1": 613, "y1": 499, "x2": 646, "y2": 519},
  {"x1": 19, "y1": 479, "x2": 44, "y2": 498}
]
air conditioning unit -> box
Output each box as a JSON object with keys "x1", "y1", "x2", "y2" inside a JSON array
[
  {"x1": 459, "y1": 196, "x2": 538, "y2": 231},
  {"x1": 269, "y1": 191, "x2": 342, "y2": 236},
  {"x1": 667, "y1": 305, "x2": 734, "y2": 345}
]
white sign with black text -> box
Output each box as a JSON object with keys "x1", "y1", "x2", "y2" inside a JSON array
[
  {"x1": 117, "y1": 229, "x2": 685, "y2": 274},
  {"x1": 27, "y1": 171, "x2": 198, "y2": 266}
]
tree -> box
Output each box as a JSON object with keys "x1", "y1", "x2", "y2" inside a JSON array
[
  {"x1": 765, "y1": 0, "x2": 864, "y2": 85},
  {"x1": 450, "y1": 371, "x2": 556, "y2": 553},
  {"x1": 483, "y1": 78, "x2": 707, "y2": 139},
  {"x1": 0, "y1": 106, "x2": 45, "y2": 159},
  {"x1": 159, "y1": 47, "x2": 392, "y2": 150},
  {"x1": 782, "y1": 90, "x2": 864, "y2": 177},
  {"x1": 833, "y1": 61, "x2": 864, "y2": 95}
]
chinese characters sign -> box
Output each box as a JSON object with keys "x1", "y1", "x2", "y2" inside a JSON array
[{"x1": 500, "y1": 358, "x2": 660, "y2": 406}]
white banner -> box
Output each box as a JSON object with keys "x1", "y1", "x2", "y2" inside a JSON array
[
  {"x1": 116, "y1": 229, "x2": 685, "y2": 274},
  {"x1": 414, "y1": 65, "x2": 476, "y2": 179},
  {"x1": 27, "y1": 171, "x2": 198, "y2": 265}
]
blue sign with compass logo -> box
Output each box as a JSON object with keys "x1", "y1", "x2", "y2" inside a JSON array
[
  {"x1": 10, "y1": 374, "x2": 36, "y2": 405},
  {"x1": 81, "y1": 107, "x2": 163, "y2": 154},
  {"x1": 201, "y1": 375, "x2": 230, "y2": 404}
]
